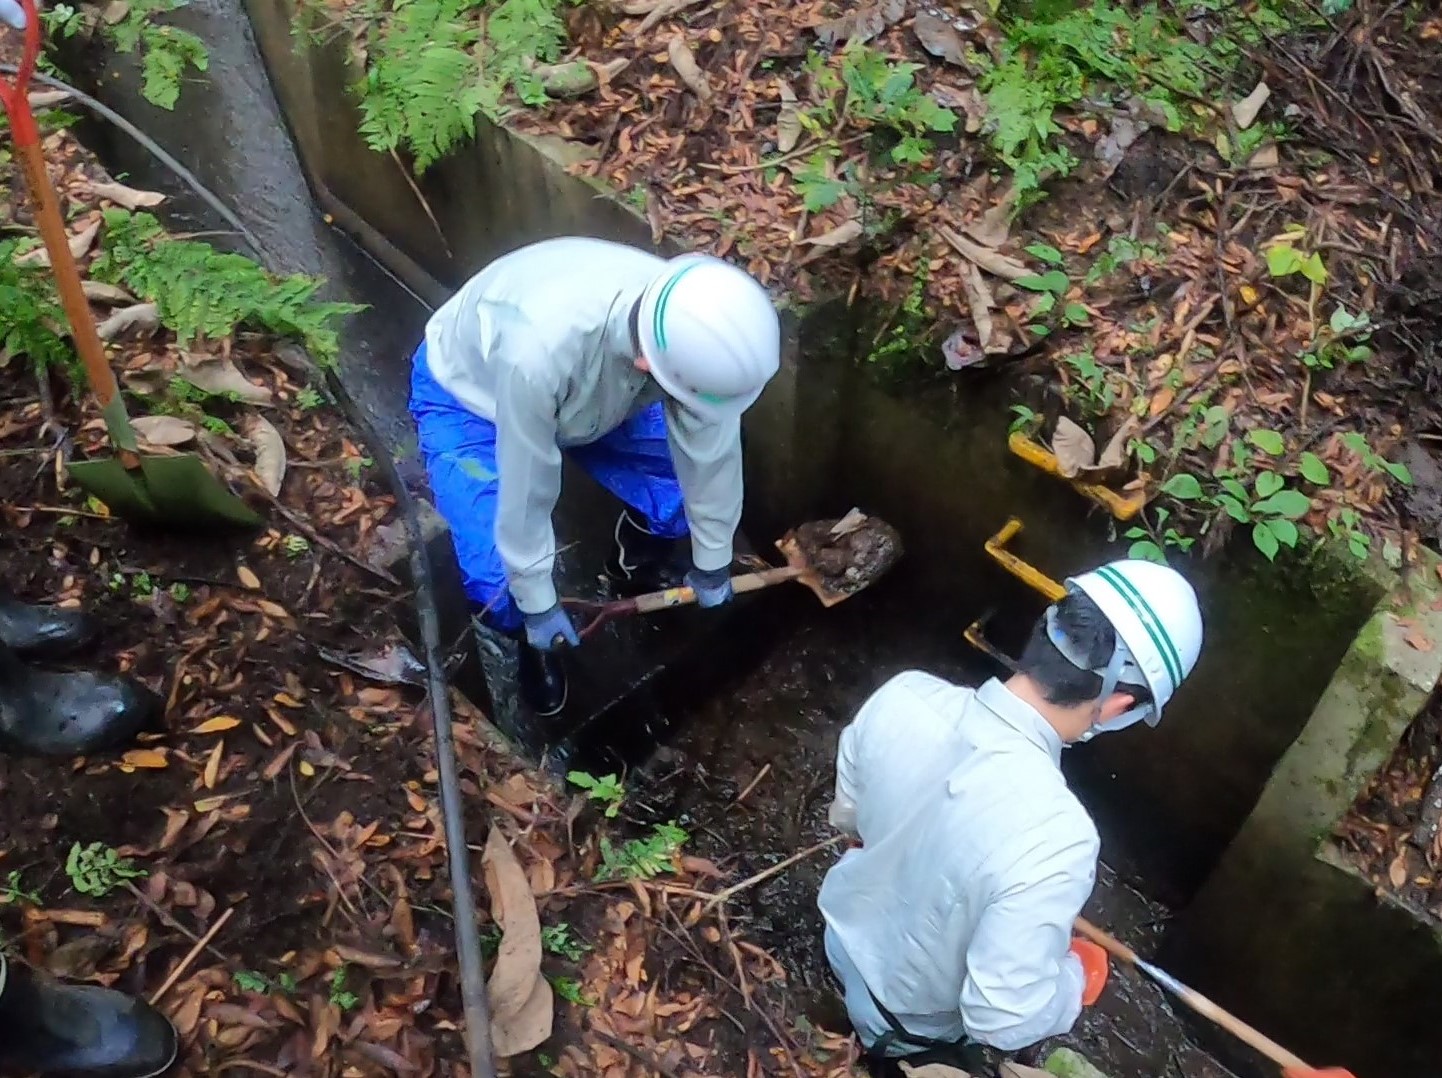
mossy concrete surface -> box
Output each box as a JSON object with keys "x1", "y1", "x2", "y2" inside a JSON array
[{"x1": 1166, "y1": 549, "x2": 1442, "y2": 1076}]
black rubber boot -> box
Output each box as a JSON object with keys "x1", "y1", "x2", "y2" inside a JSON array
[
  {"x1": 517, "y1": 640, "x2": 568, "y2": 717},
  {"x1": 0, "y1": 953, "x2": 179, "y2": 1078},
  {"x1": 604, "y1": 511, "x2": 686, "y2": 596},
  {"x1": 0, "y1": 643, "x2": 162, "y2": 757},
  {"x1": 0, "y1": 592, "x2": 99, "y2": 659}
]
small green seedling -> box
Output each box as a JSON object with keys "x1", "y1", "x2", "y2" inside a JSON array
[
  {"x1": 595, "y1": 823, "x2": 688, "y2": 882},
  {"x1": 66, "y1": 842, "x2": 146, "y2": 898},
  {"x1": 567, "y1": 771, "x2": 625, "y2": 818}
]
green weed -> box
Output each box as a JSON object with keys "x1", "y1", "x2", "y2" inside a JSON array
[
  {"x1": 66, "y1": 842, "x2": 146, "y2": 898},
  {"x1": 567, "y1": 771, "x2": 625, "y2": 817},
  {"x1": 595, "y1": 823, "x2": 687, "y2": 882}
]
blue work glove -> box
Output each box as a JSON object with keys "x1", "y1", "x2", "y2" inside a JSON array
[
  {"x1": 685, "y1": 565, "x2": 733, "y2": 608},
  {"x1": 1, "y1": 0, "x2": 28, "y2": 29},
  {"x1": 523, "y1": 603, "x2": 579, "y2": 651}
]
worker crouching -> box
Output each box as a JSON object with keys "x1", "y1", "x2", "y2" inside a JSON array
[
  {"x1": 818, "y1": 560, "x2": 1202, "y2": 1065},
  {"x1": 409, "y1": 237, "x2": 780, "y2": 717}
]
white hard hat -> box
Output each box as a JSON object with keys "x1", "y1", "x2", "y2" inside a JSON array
[
  {"x1": 1066, "y1": 559, "x2": 1203, "y2": 725},
  {"x1": 636, "y1": 254, "x2": 781, "y2": 421}
]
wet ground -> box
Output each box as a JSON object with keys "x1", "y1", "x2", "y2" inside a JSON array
[{"x1": 627, "y1": 611, "x2": 1242, "y2": 1078}]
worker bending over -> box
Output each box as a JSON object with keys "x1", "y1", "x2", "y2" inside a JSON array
[
  {"x1": 410, "y1": 238, "x2": 780, "y2": 715},
  {"x1": 818, "y1": 559, "x2": 1353, "y2": 1078}
]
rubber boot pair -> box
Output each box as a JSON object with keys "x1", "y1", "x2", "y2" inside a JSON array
[
  {"x1": 515, "y1": 512, "x2": 685, "y2": 717},
  {"x1": 0, "y1": 952, "x2": 178, "y2": 1078},
  {"x1": 0, "y1": 592, "x2": 161, "y2": 757}
]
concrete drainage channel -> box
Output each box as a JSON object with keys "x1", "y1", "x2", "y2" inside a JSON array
[{"x1": 62, "y1": 0, "x2": 1442, "y2": 1071}]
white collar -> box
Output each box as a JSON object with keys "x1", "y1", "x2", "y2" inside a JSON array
[{"x1": 974, "y1": 678, "x2": 1064, "y2": 766}]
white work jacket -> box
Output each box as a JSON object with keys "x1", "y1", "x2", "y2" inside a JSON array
[
  {"x1": 818, "y1": 672, "x2": 1097, "y2": 1052},
  {"x1": 424, "y1": 237, "x2": 743, "y2": 614}
]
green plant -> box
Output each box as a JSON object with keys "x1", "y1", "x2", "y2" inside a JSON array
[
  {"x1": 94, "y1": 211, "x2": 363, "y2": 364},
  {"x1": 541, "y1": 923, "x2": 591, "y2": 961},
  {"x1": 296, "y1": 386, "x2": 325, "y2": 410},
  {"x1": 346, "y1": 0, "x2": 569, "y2": 173},
  {"x1": 42, "y1": 3, "x2": 84, "y2": 38},
  {"x1": 567, "y1": 771, "x2": 624, "y2": 818},
  {"x1": 107, "y1": 0, "x2": 211, "y2": 110},
  {"x1": 328, "y1": 966, "x2": 361, "y2": 1011},
  {"x1": 283, "y1": 534, "x2": 312, "y2": 559},
  {"x1": 595, "y1": 823, "x2": 687, "y2": 882},
  {"x1": 344, "y1": 456, "x2": 374, "y2": 481},
  {"x1": 0, "y1": 871, "x2": 41, "y2": 905},
  {"x1": 0, "y1": 241, "x2": 76, "y2": 377},
  {"x1": 1123, "y1": 505, "x2": 1194, "y2": 564},
  {"x1": 1084, "y1": 235, "x2": 1162, "y2": 286},
  {"x1": 547, "y1": 975, "x2": 595, "y2": 1006},
  {"x1": 1008, "y1": 404, "x2": 1041, "y2": 435},
  {"x1": 109, "y1": 570, "x2": 158, "y2": 599},
  {"x1": 1341, "y1": 432, "x2": 1411, "y2": 487},
  {"x1": 1060, "y1": 350, "x2": 1117, "y2": 417},
  {"x1": 1326, "y1": 507, "x2": 1371, "y2": 562},
  {"x1": 1264, "y1": 227, "x2": 1327, "y2": 287},
  {"x1": 1164, "y1": 466, "x2": 1312, "y2": 561},
  {"x1": 867, "y1": 266, "x2": 933, "y2": 367},
  {"x1": 1301, "y1": 306, "x2": 1374, "y2": 372},
  {"x1": 169, "y1": 582, "x2": 192, "y2": 603},
  {"x1": 836, "y1": 43, "x2": 957, "y2": 164},
  {"x1": 65, "y1": 842, "x2": 146, "y2": 897},
  {"x1": 232, "y1": 970, "x2": 271, "y2": 994}
]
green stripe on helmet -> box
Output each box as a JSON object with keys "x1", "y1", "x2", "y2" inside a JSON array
[
  {"x1": 1095, "y1": 565, "x2": 1184, "y2": 691},
  {"x1": 651, "y1": 261, "x2": 703, "y2": 353}
]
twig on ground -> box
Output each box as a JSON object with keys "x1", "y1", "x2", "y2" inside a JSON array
[
  {"x1": 589, "y1": 1027, "x2": 687, "y2": 1078},
  {"x1": 731, "y1": 763, "x2": 771, "y2": 807},
  {"x1": 703, "y1": 835, "x2": 844, "y2": 913},
  {"x1": 124, "y1": 881, "x2": 233, "y2": 969},
  {"x1": 149, "y1": 907, "x2": 234, "y2": 1005}
]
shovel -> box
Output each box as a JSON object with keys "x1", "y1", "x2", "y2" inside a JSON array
[
  {"x1": 0, "y1": 0, "x2": 260, "y2": 529},
  {"x1": 1074, "y1": 917, "x2": 1311, "y2": 1072},
  {"x1": 565, "y1": 509, "x2": 902, "y2": 640}
]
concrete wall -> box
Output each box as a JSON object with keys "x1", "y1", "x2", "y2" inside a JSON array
[{"x1": 1165, "y1": 561, "x2": 1442, "y2": 1075}]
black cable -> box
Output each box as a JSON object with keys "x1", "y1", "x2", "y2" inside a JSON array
[{"x1": 7, "y1": 65, "x2": 499, "y2": 1078}]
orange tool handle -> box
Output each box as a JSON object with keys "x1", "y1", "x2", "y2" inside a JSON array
[{"x1": 2, "y1": 0, "x2": 141, "y2": 466}]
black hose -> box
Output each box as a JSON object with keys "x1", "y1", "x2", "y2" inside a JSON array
[{"x1": 10, "y1": 67, "x2": 499, "y2": 1078}]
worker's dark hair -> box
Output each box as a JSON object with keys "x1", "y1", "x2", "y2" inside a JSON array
[
  {"x1": 1017, "y1": 591, "x2": 1151, "y2": 708},
  {"x1": 628, "y1": 298, "x2": 642, "y2": 353}
]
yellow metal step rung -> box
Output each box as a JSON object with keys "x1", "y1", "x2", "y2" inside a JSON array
[
  {"x1": 1008, "y1": 431, "x2": 1147, "y2": 522},
  {"x1": 985, "y1": 517, "x2": 1066, "y2": 602}
]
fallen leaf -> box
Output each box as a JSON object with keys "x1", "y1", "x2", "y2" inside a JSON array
[
  {"x1": 959, "y1": 261, "x2": 996, "y2": 352},
  {"x1": 1389, "y1": 850, "x2": 1409, "y2": 889},
  {"x1": 178, "y1": 357, "x2": 273, "y2": 404},
  {"x1": 15, "y1": 219, "x2": 100, "y2": 267},
  {"x1": 490, "y1": 974, "x2": 554, "y2": 1058},
  {"x1": 122, "y1": 748, "x2": 169, "y2": 769},
  {"x1": 901, "y1": 1063, "x2": 971, "y2": 1078},
  {"x1": 963, "y1": 191, "x2": 1015, "y2": 249},
  {"x1": 1232, "y1": 80, "x2": 1271, "y2": 130},
  {"x1": 912, "y1": 12, "x2": 969, "y2": 66},
  {"x1": 246, "y1": 414, "x2": 286, "y2": 496},
  {"x1": 814, "y1": 0, "x2": 904, "y2": 46},
  {"x1": 191, "y1": 715, "x2": 242, "y2": 735},
  {"x1": 132, "y1": 415, "x2": 198, "y2": 448},
  {"x1": 937, "y1": 225, "x2": 1029, "y2": 281},
  {"x1": 1246, "y1": 143, "x2": 1280, "y2": 171},
  {"x1": 96, "y1": 303, "x2": 160, "y2": 342},
  {"x1": 483, "y1": 826, "x2": 544, "y2": 1018},
  {"x1": 88, "y1": 180, "x2": 166, "y2": 210},
  {"x1": 1053, "y1": 417, "x2": 1097, "y2": 478},
  {"x1": 82, "y1": 280, "x2": 136, "y2": 305},
  {"x1": 801, "y1": 220, "x2": 863, "y2": 249},
  {"x1": 237, "y1": 565, "x2": 262, "y2": 590},
  {"x1": 776, "y1": 80, "x2": 802, "y2": 153},
  {"x1": 203, "y1": 739, "x2": 223, "y2": 789},
  {"x1": 667, "y1": 36, "x2": 712, "y2": 102},
  {"x1": 1404, "y1": 628, "x2": 1434, "y2": 652}
]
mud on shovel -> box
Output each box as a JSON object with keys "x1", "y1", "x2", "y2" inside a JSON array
[
  {"x1": 0, "y1": 0, "x2": 260, "y2": 529},
  {"x1": 565, "y1": 508, "x2": 903, "y2": 640}
]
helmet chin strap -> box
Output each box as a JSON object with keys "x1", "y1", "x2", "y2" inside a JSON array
[{"x1": 1045, "y1": 600, "x2": 1152, "y2": 744}]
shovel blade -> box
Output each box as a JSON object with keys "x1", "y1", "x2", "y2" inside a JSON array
[{"x1": 67, "y1": 453, "x2": 262, "y2": 529}]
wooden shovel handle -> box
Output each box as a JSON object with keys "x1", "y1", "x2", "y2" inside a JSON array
[
  {"x1": 1074, "y1": 917, "x2": 1309, "y2": 1071},
  {"x1": 569, "y1": 565, "x2": 806, "y2": 640}
]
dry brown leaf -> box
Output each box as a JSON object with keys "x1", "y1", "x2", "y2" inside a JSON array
[
  {"x1": 96, "y1": 303, "x2": 160, "y2": 342},
  {"x1": 634, "y1": 0, "x2": 706, "y2": 33},
  {"x1": 192, "y1": 715, "x2": 242, "y2": 735},
  {"x1": 88, "y1": 180, "x2": 166, "y2": 210},
  {"x1": 776, "y1": 80, "x2": 802, "y2": 153},
  {"x1": 912, "y1": 12, "x2": 969, "y2": 66},
  {"x1": 1404, "y1": 628, "x2": 1434, "y2": 652},
  {"x1": 960, "y1": 261, "x2": 996, "y2": 352},
  {"x1": 998, "y1": 1065, "x2": 1051, "y2": 1078},
  {"x1": 179, "y1": 357, "x2": 273, "y2": 405},
  {"x1": 667, "y1": 36, "x2": 712, "y2": 102},
  {"x1": 482, "y1": 826, "x2": 544, "y2": 1018},
  {"x1": 937, "y1": 225, "x2": 1029, "y2": 281},
  {"x1": 1231, "y1": 81, "x2": 1271, "y2": 130},
  {"x1": 490, "y1": 974, "x2": 554, "y2": 1058},
  {"x1": 246, "y1": 414, "x2": 286, "y2": 496},
  {"x1": 814, "y1": 0, "x2": 904, "y2": 46},
  {"x1": 132, "y1": 415, "x2": 198, "y2": 448},
  {"x1": 1389, "y1": 849, "x2": 1409, "y2": 889},
  {"x1": 901, "y1": 1063, "x2": 972, "y2": 1078},
  {"x1": 15, "y1": 219, "x2": 100, "y2": 267},
  {"x1": 237, "y1": 565, "x2": 262, "y2": 590},
  {"x1": 1053, "y1": 417, "x2": 1097, "y2": 478},
  {"x1": 963, "y1": 193, "x2": 1015, "y2": 249},
  {"x1": 203, "y1": 739, "x2": 224, "y2": 789},
  {"x1": 82, "y1": 280, "x2": 136, "y2": 305},
  {"x1": 801, "y1": 220, "x2": 864, "y2": 249},
  {"x1": 122, "y1": 748, "x2": 169, "y2": 769}
]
